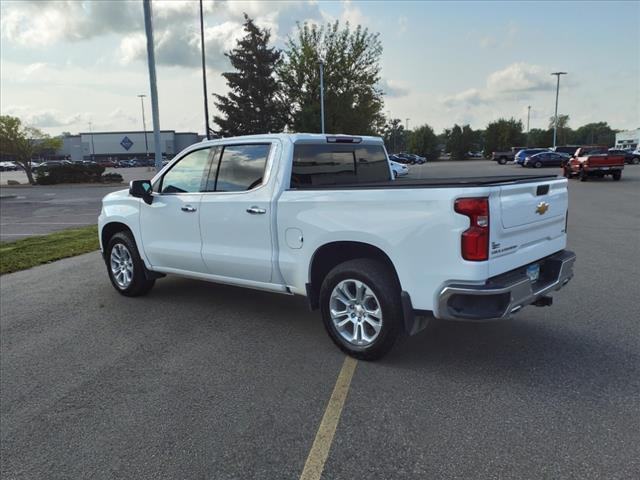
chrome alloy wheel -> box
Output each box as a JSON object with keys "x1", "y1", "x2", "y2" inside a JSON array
[
  {"x1": 330, "y1": 279, "x2": 383, "y2": 346},
  {"x1": 110, "y1": 243, "x2": 134, "y2": 289}
]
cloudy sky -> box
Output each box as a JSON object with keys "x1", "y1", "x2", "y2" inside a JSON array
[{"x1": 1, "y1": 0, "x2": 638, "y2": 136}]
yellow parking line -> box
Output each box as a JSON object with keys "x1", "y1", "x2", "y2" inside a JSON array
[{"x1": 299, "y1": 356, "x2": 358, "y2": 480}]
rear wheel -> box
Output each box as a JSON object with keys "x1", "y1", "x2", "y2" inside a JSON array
[
  {"x1": 563, "y1": 166, "x2": 571, "y2": 178},
  {"x1": 320, "y1": 259, "x2": 403, "y2": 361},
  {"x1": 533, "y1": 161, "x2": 543, "y2": 168},
  {"x1": 498, "y1": 157, "x2": 507, "y2": 165},
  {"x1": 612, "y1": 170, "x2": 622, "y2": 181},
  {"x1": 632, "y1": 157, "x2": 639, "y2": 165},
  {"x1": 579, "y1": 169, "x2": 588, "y2": 182},
  {"x1": 106, "y1": 232, "x2": 155, "y2": 296}
]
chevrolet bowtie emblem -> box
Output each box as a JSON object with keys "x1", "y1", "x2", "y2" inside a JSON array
[{"x1": 536, "y1": 202, "x2": 550, "y2": 215}]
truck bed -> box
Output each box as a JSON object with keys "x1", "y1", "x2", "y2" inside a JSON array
[{"x1": 289, "y1": 174, "x2": 560, "y2": 189}]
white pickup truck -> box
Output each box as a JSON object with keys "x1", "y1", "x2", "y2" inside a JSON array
[{"x1": 99, "y1": 134, "x2": 576, "y2": 360}]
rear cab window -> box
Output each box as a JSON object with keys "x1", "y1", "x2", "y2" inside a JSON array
[{"x1": 290, "y1": 143, "x2": 390, "y2": 188}]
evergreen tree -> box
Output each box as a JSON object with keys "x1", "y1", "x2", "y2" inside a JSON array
[{"x1": 213, "y1": 15, "x2": 287, "y2": 137}]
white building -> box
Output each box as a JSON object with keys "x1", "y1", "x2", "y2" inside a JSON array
[
  {"x1": 58, "y1": 130, "x2": 203, "y2": 161},
  {"x1": 614, "y1": 129, "x2": 639, "y2": 150}
]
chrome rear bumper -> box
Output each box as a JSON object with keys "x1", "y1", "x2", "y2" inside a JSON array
[{"x1": 437, "y1": 250, "x2": 576, "y2": 321}]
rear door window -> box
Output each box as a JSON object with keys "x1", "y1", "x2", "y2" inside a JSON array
[
  {"x1": 291, "y1": 144, "x2": 389, "y2": 188},
  {"x1": 209, "y1": 144, "x2": 271, "y2": 192}
]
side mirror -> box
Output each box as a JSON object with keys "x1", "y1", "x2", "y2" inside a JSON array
[{"x1": 129, "y1": 180, "x2": 153, "y2": 205}]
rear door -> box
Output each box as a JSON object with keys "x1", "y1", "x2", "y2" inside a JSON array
[
  {"x1": 198, "y1": 141, "x2": 277, "y2": 283},
  {"x1": 488, "y1": 178, "x2": 568, "y2": 276}
]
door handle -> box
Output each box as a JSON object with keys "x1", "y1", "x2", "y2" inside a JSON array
[
  {"x1": 246, "y1": 206, "x2": 266, "y2": 215},
  {"x1": 181, "y1": 205, "x2": 197, "y2": 213}
]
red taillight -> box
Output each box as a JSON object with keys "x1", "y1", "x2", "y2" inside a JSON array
[{"x1": 454, "y1": 197, "x2": 489, "y2": 261}]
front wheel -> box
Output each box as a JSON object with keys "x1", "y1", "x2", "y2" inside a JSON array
[
  {"x1": 320, "y1": 259, "x2": 403, "y2": 361},
  {"x1": 498, "y1": 158, "x2": 507, "y2": 165},
  {"x1": 631, "y1": 157, "x2": 639, "y2": 165},
  {"x1": 106, "y1": 232, "x2": 155, "y2": 296}
]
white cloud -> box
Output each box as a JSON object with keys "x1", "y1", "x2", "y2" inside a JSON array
[
  {"x1": 2, "y1": 105, "x2": 83, "y2": 128},
  {"x1": 378, "y1": 79, "x2": 410, "y2": 98},
  {"x1": 442, "y1": 63, "x2": 559, "y2": 107}
]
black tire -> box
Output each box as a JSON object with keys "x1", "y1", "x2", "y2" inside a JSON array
[
  {"x1": 563, "y1": 166, "x2": 571, "y2": 178},
  {"x1": 106, "y1": 231, "x2": 155, "y2": 296},
  {"x1": 579, "y1": 169, "x2": 588, "y2": 182},
  {"x1": 498, "y1": 157, "x2": 507, "y2": 165},
  {"x1": 533, "y1": 161, "x2": 543, "y2": 168},
  {"x1": 632, "y1": 157, "x2": 639, "y2": 165},
  {"x1": 319, "y1": 259, "x2": 403, "y2": 361},
  {"x1": 612, "y1": 170, "x2": 622, "y2": 181}
]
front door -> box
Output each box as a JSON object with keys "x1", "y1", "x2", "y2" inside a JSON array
[
  {"x1": 199, "y1": 142, "x2": 276, "y2": 283},
  {"x1": 139, "y1": 147, "x2": 214, "y2": 273}
]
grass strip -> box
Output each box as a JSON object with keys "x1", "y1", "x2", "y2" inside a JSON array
[{"x1": 0, "y1": 225, "x2": 99, "y2": 275}]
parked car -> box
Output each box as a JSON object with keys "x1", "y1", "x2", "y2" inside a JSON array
[
  {"x1": 0, "y1": 161, "x2": 18, "y2": 171},
  {"x1": 491, "y1": 151, "x2": 514, "y2": 164},
  {"x1": 514, "y1": 148, "x2": 550, "y2": 165},
  {"x1": 552, "y1": 146, "x2": 580, "y2": 157},
  {"x1": 31, "y1": 160, "x2": 72, "y2": 171},
  {"x1": 389, "y1": 160, "x2": 409, "y2": 178},
  {"x1": 99, "y1": 160, "x2": 117, "y2": 168},
  {"x1": 523, "y1": 151, "x2": 570, "y2": 168},
  {"x1": 608, "y1": 149, "x2": 640, "y2": 165},
  {"x1": 468, "y1": 151, "x2": 483, "y2": 158},
  {"x1": 406, "y1": 154, "x2": 426, "y2": 164},
  {"x1": 564, "y1": 146, "x2": 625, "y2": 181},
  {"x1": 390, "y1": 154, "x2": 413, "y2": 165},
  {"x1": 99, "y1": 133, "x2": 576, "y2": 360}
]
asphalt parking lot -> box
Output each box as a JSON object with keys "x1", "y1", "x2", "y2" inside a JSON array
[{"x1": 1, "y1": 161, "x2": 639, "y2": 479}]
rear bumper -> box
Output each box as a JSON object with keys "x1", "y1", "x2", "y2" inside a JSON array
[{"x1": 437, "y1": 250, "x2": 576, "y2": 321}]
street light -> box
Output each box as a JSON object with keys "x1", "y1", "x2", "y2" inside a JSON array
[
  {"x1": 88, "y1": 121, "x2": 95, "y2": 161},
  {"x1": 199, "y1": 0, "x2": 211, "y2": 140},
  {"x1": 318, "y1": 59, "x2": 325, "y2": 134},
  {"x1": 551, "y1": 72, "x2": 567, "y2": 148},
  {"x1": 527, "y1": 105, "x2": 531, "y2": 146},
  {"x1": 137, "y1": 94, "x2": 149, "y2": 160}
]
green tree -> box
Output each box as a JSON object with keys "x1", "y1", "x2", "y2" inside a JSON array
[
  {"x1": 527, "y1": 128, "x2": 553, "y2": 148},
  {"x1": 278, "y1": 20, "x2": 385, "y2": 134},
  {"x1": 0, "y1": 115, "x2": 61, "y2": 185},
  {"x1": 382, "y1": 118, "x2": 407, "y2": 153},
  {"x1": 213, "y1": 15, "x2": 288, "y2": 136},
  {"x1": 484, "y1": 118, "x2": 525, "y2": 154},
  {"x1": 408, "y1": 124, "x2": 439, "y2": 160},
  {"x1": 548, "y1": 114, "x2": 572, "y2": 146},
  {"x1": 572, "y1": 122, "x2": 616, "y2": 146},
  {"x1": 445, "y1": 124, "x2": 475, "y2": 160}
]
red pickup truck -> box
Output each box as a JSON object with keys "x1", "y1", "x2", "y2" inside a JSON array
[{"x1": 563, "y1": 146, "x2": 625, "y2": 181}]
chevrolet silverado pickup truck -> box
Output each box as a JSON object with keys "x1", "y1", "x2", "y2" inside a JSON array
[
  {"x1": 564, "y1": 146, "x2": 625, "y2": 181},
  {"x1": 99, "y1": 134, "x2": 576, "y2": 360}
]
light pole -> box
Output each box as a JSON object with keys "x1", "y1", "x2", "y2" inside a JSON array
[
  {"x1": 199, "y1": 0, "x2": 211, "y2": 139},
  {"x1": 88, "y1": 121, "x2": 95, "y2": 161},
  {"x1": 318, "y1": 60, "x2": 325, "y2": 134},
  {"x1": 143, "y1": 0, "x2": 163, "y2": 171},
  {"x1": 137, "y1": 94, "x2": 149, "y2": 160},
  {"x1": 527, "y1": 105, "x2": 531, "y2": 146},
  {"x1": 551, "y1": 72, "x2": 567, "y2": 148}
]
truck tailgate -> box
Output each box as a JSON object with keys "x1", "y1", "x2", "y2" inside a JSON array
[{"x1": 489, "y1": 178, "x2": 568, "y2": 276}]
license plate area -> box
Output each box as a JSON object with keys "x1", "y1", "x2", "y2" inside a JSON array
[{"x1": 526, "y1": 263, "x2": 540, "y2": 282}]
